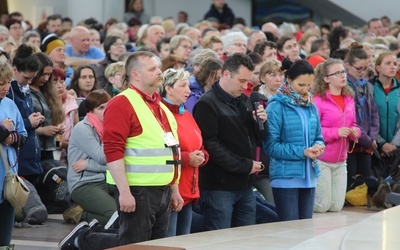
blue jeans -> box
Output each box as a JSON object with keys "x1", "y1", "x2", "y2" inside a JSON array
[
  {"x1": 272, "y1": 188, "x2": 315, "y2": 221},
  {"x1": 166, "y1": 202, "x2": 193, "y2": 237},
  {"x1": 78, "y1": 186, "x2": 171, "y2": 250},
  {"x1": 200, "y1": 187, "x2": 256, "y2": 230},
  {"x1": 0, "y1": 200, "x2": 14, "y2": 246},
  {"x1": 254, "y1": 191, "x2": 278, "y2": 224}
]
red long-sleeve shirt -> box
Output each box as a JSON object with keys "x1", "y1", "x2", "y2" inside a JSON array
[{"x1": 103, "y1": 86, "x2": 172, "y2": 163}]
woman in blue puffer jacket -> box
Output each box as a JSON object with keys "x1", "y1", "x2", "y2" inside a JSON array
[{"x1": 263, "y1": 59, "x2": 325, "y2": 221}]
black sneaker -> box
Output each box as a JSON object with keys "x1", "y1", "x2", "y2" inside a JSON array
[
  {"x1": 372, "y1": 181, "x2": 392, "y2": 208},
  {"x1": 59, "y1": 221, "x2": 89, "y2": 250},
  {"x1": 88, "y1": 218, "x2": 99, "y2": 229}
]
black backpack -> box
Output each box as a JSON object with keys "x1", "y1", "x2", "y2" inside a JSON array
[
  {"x1": 371, "y1": 148, "x2": 400, "y2": 179},
  {"x1": 37, "y1": 160, "x2": 73, "y2": 214}
]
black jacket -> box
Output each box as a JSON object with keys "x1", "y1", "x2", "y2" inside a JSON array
[
  {"x1": 204, "y1": 3, "x2": 235, "y2": 27},
  {"x1": 193, "y1": 82, "x2": 267, "y2": 190}
]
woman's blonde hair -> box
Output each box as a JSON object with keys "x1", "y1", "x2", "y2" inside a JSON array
[
  {"x1": 160, "y1": 68, "x2": 190, "y2": 97},
  {"x1": 0, "y1": 60, "x2": 13, "y2": 81},
  {"x1": 259, "y1": 59, "x2": 282, "y2": 82}
]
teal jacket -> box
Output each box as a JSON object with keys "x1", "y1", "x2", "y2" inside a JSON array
[
  {"x1": 370, "y1": 78, "x2": 400, "y2": 146},
  {"x1": 263, "y1": 94, "x2": 324, "y2": 181}
]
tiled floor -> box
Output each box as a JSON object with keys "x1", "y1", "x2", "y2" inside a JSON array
[{"x1": 10, "y1": 205, "x2": 392, "y2": 250}]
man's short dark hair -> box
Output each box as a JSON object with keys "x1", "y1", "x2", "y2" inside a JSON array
[
  {"x1": 8, "y1": 12, "x2": 22, "y2": 19},
  {"x1": 222, "y1": 53, "x2": 255, "y2": 75},
  {"x1": 178, "y1": 11, "x2": 188, "y2": 19},
  {"x1": 47, "y1": 14, "x2": 62, "y2": 23},
  {"x1": 156, "y1": 37, "x2": 171, "y2": 53},
  {"x1": 128, "y1": 17, "x2": 142, "y2": 27},
  {"x1": 368, "y1": 18, "x2": 381, "y2": 28},
  {"x1": 254, "y1": 41, "x2": 277, "y2": 56},
  {"x1": 201, "y1": 27, "x2": 218, "y2": 39},
  {"x1": 62, "y1": 17, "x2": 72, "y2": 23}
]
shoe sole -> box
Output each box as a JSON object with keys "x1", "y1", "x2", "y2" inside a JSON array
[{"x1": 58, "y1": 222, "x2": 88, "y2": 249}]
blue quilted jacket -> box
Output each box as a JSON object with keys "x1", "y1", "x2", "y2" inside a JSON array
[{"x1": 263, "y1": 94, "x2": 324, "y2": 181}]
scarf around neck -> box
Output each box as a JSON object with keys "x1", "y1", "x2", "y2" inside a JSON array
[
  {"x1": 86, "y1": 112, "x2": 104, "y2": 141},
  {"x1": 347, "y1": 74, "x2": 370, "y2": 123},
  {"x1": 276, "y1": 82, "x2": 313, "y2": 107}
]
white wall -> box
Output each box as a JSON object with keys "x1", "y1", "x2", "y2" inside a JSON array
[
  {"x1": 7, "y1": 0, "x2": 125, "y2": 27},
  {"x1": 328, "y1": 0, "x2": 399, "y2": 22},
  {"x1": 7, "y1": 0, "x2": 251, "y2": 28},
  {"x1": 143, "y1": 0, "x2": 252, "y2": 26}
]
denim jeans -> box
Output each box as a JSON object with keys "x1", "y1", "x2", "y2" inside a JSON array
[
  {"x1": 166, "y1": 202, "x2": 193, "y2": 237},
  {"x1": 78, "y1": 186, "x2": 171, "y2": 250},
  {"x1": 200, "y1": 187, "x2": 256, "y2": 231},
  {"x1": 0, "y1": 200, "x2": 14, "y2": 246},
  {"x1": 254, "y1": 191, "x2": 278, "y2": 224},
  {"x1": 272, "y1": 187, "x2": 315, "y2": 221}
]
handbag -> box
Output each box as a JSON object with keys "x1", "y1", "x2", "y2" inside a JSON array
[{"x1": 1, "y1": 140, "x2": 30, "y2": 208}]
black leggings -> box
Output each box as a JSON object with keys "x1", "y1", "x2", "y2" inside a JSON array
[{"x1": 347, "y1": 152, "x2": 371, "y2": 190}]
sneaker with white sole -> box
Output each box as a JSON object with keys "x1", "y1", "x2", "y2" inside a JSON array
[{"x1": 58, "y1": 221, "x2": 89, "y2": 250}]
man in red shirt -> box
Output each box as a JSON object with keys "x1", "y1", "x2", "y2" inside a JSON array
[{"x1": 59, "y1": 51, "x2": 183, "y2": 250}]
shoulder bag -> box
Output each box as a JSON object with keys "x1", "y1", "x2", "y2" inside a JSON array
[{"x1": 1, "y1": 138, "x2": 30, "y2": 208}]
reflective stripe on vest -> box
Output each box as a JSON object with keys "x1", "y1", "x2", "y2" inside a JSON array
[{"x1": 106, "y1": 88, "x2": 180, "y2": 186}]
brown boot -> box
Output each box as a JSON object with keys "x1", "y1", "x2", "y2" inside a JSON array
[{"x1": 372, "y1": 181, "x2": 392, "y2": 208}]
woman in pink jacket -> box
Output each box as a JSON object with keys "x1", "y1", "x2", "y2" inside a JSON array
[{"x1": 312, "y1": 58, "x2": 361, "y2": 212}]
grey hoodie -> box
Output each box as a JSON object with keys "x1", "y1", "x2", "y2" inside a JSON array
[{"x1": 67, "y1": 116, "x2": 107, "y2": 193}]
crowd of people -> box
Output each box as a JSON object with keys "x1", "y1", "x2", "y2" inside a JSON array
[{"x1": 1, "y1": 0, "x2": 400, "y2": 249}]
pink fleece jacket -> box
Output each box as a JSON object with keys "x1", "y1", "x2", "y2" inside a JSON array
[{"x1": 314, "y1": 91, "x2": 361, "y2": 163}]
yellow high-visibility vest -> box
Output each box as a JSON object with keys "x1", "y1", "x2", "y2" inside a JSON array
[{"x1": 106, "y1": 88, "x2": 180, "y2": 186}]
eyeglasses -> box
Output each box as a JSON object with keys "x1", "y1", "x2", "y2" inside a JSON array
[
  {"x1": 0, "y1": 79, "x2": 11, "y2": 87},
  {"x1": 326, "y1": 70, "x2": 346, "y2": 77},
  {"x1": 350, "y1": 64, "x2": 368, "y2": 72},
  {"x1": 318, "y1": 47, "x2": 330, "y2": 51},
  {"x1": 179, "y1": 44, "x2": 192, "y2": 50},
  {"x1": 80, "y1": 75, "x2": 95, "y2": 80},
  {"x1": 233, "y1": 42, "x2": 247, "y2": 48},
  {"x1": 112, "y1": 42, "x2": 125, "y2": 47}
]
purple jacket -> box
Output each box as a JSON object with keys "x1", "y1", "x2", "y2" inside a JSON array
[
  {"x1": 185, "y1": 75, "x2": 205, "y2": 114},
  {"x1": 314, "y1": 91, "x2": 361, "y2": 163}
]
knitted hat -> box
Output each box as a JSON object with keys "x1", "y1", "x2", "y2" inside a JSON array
[
  {"x1": 307, "y1": 55, "x2": 325, "y2": 68},
  {"x1": 41, "y1": 34, "x2": 65, "y2": 55}
]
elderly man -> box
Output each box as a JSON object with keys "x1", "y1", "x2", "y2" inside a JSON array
[
  {"x1": 247, "y1": 30, "x2": 267, "y2": 53},
  {"x1": 65, "y1": 26, "x2": 105, "y2": 67},
  {"x1": 221, "y1": 31, "x2": 247, "y2": 59},
  {"x1": 262, "y1": 22, "x2": 281, "y2": 40},
  {"x1": 139, "y1": 24, "x2": 165, "y2": 52}
]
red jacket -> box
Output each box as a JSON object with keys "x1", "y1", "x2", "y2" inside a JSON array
[{"x1": 162, "y1": 100, "x2": 209, "y2": 205}]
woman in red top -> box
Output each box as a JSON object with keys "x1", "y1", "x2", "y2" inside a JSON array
[{"x1": 160, "y1": 68, "x2": 209, "y2": 237}]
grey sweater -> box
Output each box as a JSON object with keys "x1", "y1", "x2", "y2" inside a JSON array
[{"x1": 67, "y1": 116, "x2": 107, "y2": 193}]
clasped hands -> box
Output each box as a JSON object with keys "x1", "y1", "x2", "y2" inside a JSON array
[
  {"x1": 304, "y1": 144, "x2": 325, "y2": 160},
  {"x1": 338, "y1": 126, "x2": 359, "y2": 138}
]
